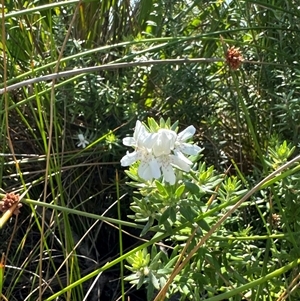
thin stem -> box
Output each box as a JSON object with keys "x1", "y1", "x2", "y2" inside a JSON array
[
  {"x1": 0, "y1": 58, "x2": 289, "y2": 95},
  {"x1": 0, "y1": 58, "x2": 223, "y2": 94}
]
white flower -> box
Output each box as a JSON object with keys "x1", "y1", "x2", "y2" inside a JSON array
[
  {"x1": 77, "y1": 134, "x2": 89, "y2": 148},
  {"x1": 121, "y1": 121, "x2": 202, "y2": 184}
]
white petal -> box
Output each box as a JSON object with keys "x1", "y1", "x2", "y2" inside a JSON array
[
  {"x1": 177, "y1": 143, "x2": 201, "y2": 155},
  {"x1": 177, "y1": 125, "x2": 195, "y2": 142},
  {"x1": 123, "y1": 137, "x2": 135, "y2": 147},
  {"x1": 161, "y1": 164, "x2": 176, "y2": 185},
  {"x1": 171, "y1": 153, "x2": 192, "y2": 172},
  {"x1": 138, "y1": 156, "x2": 161, "y2": 181},
  {"x1": 138, "y1": 163, "x2": 153, "y2": 180},
  {"x1": 78, "y1": 134, "x2": 85, "y2": 141},
  {"x1": 120, "y1": 151, "x2": 139, "y2": 166},
  {"x1": 142, "y1": 132, "x2": 156, "y2": 149},
  {"x1": 134, "y1": 120, "x2": 149, "y2": 141},
  {"x1": 133, "y1": 120, "x2": 142, "y2": 139},
  {"x1": 152, "y1": 129, "x2": 176, "y2": 157},
  {"x1": 149, "y1": 157, "x2": 161, "y2": 179}
]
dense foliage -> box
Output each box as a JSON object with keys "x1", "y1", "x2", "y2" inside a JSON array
[{"x1": 1, "y1": 0, "x2": 300, "y2": 300}]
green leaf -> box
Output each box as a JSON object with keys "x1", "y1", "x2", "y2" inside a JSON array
[
  {"x1": 164, "y1": 255, "x2": 179, "y2": 269},
  {"x1": 159, "y1": 276, "x2": 167, "y2": 288},
  {"x1": 170, "y1": 120, "x2": 179, "y2": 131},
  {"x1": 147, "y1": 279, "x2": 155, "y2": 301},
  {"x1": 137, "y1": 275, "x2": 145, "y2": 289},
  {"x1": 181, "y1": 283, "x2": 191, "y2": 296},
  {"x1": 147, "y1": 117, "x2": 159, "y2": 132},
  {"x1": 175, "y1": 184, "x2": 185, "y2": 198},
  {"x1": 124, "y1": 273, "x2": 138, "y2": 282},
  {"x1": 169, "y1": 206, "x2": 177, "y2": 223},
  {"x1": 184, "y1": 181, "x2": 200, "y2": 194},
  {"x1": 159, "y1": 117, "x2": 166, "y2": 128},
  {"x1": 125, "y1": 170, "x2": 139, "y2": 181},
  {"x1": 155, "y1": 180, "x2": 169, "y2": 197},
  {"x1": 180, "y1": 205, "x2": 196, "y2": 222},
  {"x1": 197, "y1": 218, "x2": 212, "y2": 232},
  {"x1": 165, "y1": 117, "x2": 171, "y2": 128},
  {"x1": 163, "y1": 218, "x2": 173, "y2": 233},
  {"x1": 151, "y1": 244, "x2": 158, "y2": 258},
  {"x1": 159, "y1": 207, "x2": 171, "y2": 225},
  {"x1": 141, "y1": 217, "x2": 154, "y2": 236},
  {"x1": 149, "y1": 271, "x2": 160, "y2": 289},
  {"x1": 150, "y1": 252, "x2": 162, "y2": 270},
  {"x1": 157, "y1": 267, "x2": 173, "y2": 274}
]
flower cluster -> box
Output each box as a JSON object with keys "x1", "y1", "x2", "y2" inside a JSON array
[
  {"x1": 226, "y1": 46, "x2": 243, "y2": 70},
  {"x1": 0, "y1": 192, "x2": 22, "y2": 216},
  {"x1": 120, "y1": 120, "x2": 201, "y2": 184}
]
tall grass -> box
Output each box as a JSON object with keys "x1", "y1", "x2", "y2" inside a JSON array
[{"x1": 1, "y1": 0, "x2": 300, "y2": 300}]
